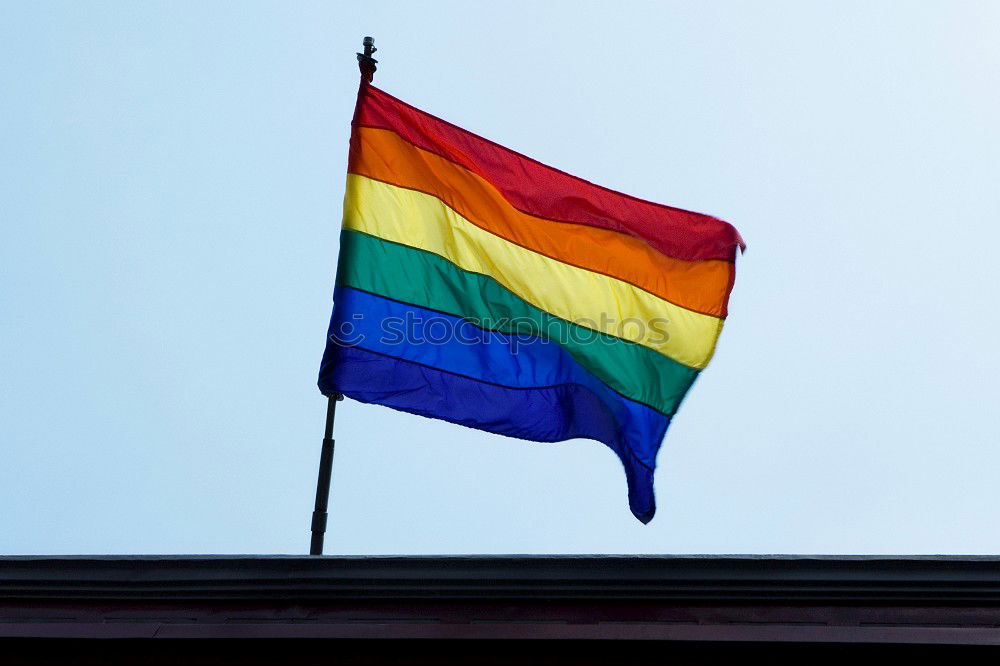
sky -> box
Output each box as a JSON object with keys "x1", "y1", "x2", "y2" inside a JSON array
[{"x1": 2, "y1": 1, "x2": 999, "y2": 555}]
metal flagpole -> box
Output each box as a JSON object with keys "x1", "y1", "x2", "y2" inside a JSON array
[
  {"x1": 308, "y1": 37, "x2": 378, "y2": 556},
  {"x1": 309, "y1": 392, "x2": 342, "y2": 555}
]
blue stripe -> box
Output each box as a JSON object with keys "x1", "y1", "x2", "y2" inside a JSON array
[{"x1": 318, "y1": 287, "x2": 671, "y2": 523}]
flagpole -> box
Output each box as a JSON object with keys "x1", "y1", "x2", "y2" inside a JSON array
[
  {"x1": 308, "y1": 37, "x2": 378, "y2": 556},
  {"x1": 309, "y1": 392, "x2": 342, "y2": 555}
]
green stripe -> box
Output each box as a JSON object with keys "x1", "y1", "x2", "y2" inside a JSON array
[{"x1": 337, "y1": 230, "x2": 698, "y2": 416}]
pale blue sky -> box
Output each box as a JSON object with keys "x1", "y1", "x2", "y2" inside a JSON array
[{"x1": 2, "y1": 1, "x2": 999, "y2": 555}]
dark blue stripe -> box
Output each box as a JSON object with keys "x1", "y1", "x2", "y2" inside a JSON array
[
  {"x1": 321, "y1": 345, "x2": 662, "y2": 523},
  {"x1": 318, "y1": 288, "x2": 671, "y2": 523}
]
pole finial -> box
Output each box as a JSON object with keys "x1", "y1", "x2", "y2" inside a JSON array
[{"x1": 357, "y1": 36, "x2": 377, "y2": 83}]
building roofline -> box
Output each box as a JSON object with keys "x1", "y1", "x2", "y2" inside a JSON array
[{"x1": 3, "y1": 555, "x2": 1000, "y2": 603}]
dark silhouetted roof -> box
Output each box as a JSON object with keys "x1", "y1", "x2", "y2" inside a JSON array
[{"x1": 3, "y1": 555, "x2": 1000, "y2": 662}]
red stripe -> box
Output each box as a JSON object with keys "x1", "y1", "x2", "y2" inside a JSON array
[{"x1": 355, "y1": 84, "x2": 745, "y2": 263}]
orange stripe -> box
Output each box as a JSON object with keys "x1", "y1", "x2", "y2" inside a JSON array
[{"x1": 349, "y1": 127, "x2": 733, "y2": 318}]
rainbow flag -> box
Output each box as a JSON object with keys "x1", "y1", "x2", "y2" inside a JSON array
[{"x1": 319, "y1": 83, "x2": 743, "y2": 523}]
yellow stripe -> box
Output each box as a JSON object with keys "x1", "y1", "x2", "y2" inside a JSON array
[{"x1": 343, "y1": 174, "x2": 723, "y2": 369}]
